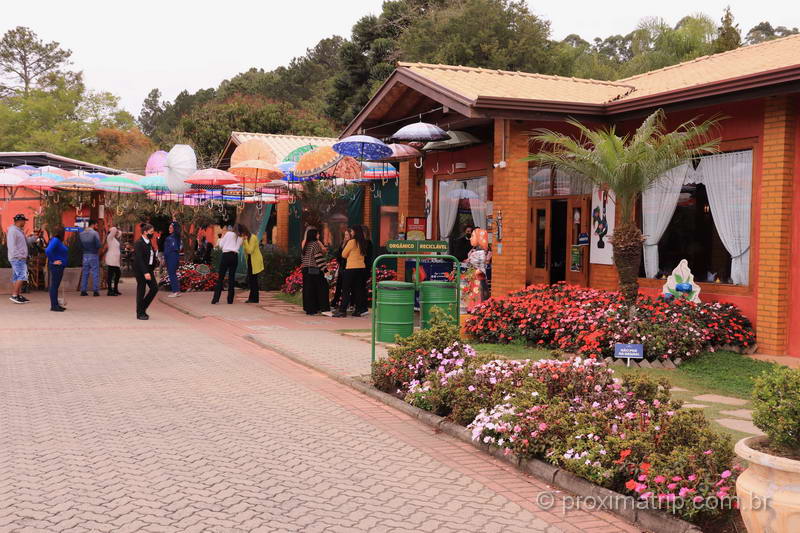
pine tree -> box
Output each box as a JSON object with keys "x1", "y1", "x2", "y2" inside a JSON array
[{"x1": 713, "y1": 7, "x2": 742, "y2": 53}]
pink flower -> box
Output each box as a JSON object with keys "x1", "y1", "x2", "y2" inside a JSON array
[
  {"x1": 671, "y1": 476, "x2": 682, "y2": 481},
  {"x1": 667, "y1": 483, "x2": 678, "y2": 490},
  {"x1": 679, "y1": 487, "x2": 691, "y2": 498},
  {"x1": 688, "y1": 474, "x2": 697, "y2": 481},
  {"x1": 653, "y1": 475, "x2": 666, "y2": 484},
  {"x1": 640, "y1": 492, "x2": 653, "y2": 500},
  {"x1": 703, "y1": 450, "x2": 713, "y2": 455},
  {"x1": 638, "y1": 474, "x2": 647, "y2": 481},
  {"x1": 721, "y1": 470, "x2": 731, "y2": 479},
  {"x1": 693, "y1": 496, "x2": 704, "y2": 504},
  {"x1": 538, "y1": 422, "x2": 548, "y2": 431}
]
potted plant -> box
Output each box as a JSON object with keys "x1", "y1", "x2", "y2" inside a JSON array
[{"x1": 735, "y1": 365, "x2": 800, "y2": 532}]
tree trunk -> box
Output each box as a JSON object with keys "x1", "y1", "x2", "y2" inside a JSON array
[{"x1": 610, "y1": 220, "x2": 644, "y2": 306}]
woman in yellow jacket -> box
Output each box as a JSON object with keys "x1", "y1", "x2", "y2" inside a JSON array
[{"x1": 240, "y1": 224, "x2": 264, "y2": 303}]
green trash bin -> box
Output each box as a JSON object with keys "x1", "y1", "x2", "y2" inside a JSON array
[
  {"x1": 420, "y1": 280, "x2": 458, "y2": 329},
  {"x1": 376, "y1": 281, "x2": 414, "y2": 343}
]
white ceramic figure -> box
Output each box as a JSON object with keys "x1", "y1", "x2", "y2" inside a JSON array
[{"x1": 662, "y1": 259, "x2": 701, "y2": 303}]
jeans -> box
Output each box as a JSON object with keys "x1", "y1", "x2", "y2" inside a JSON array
[
  {"x1": 10, "y1": 259, "x2": 28, "y2": 282},
  {"x1": 165, "y1": 252, "x2": 180, "y2": 293},
  {"x1": 212, "y1": 252, "x2": 238, "y2": 304},
  {"x1": 135, "y1": 270, "x2": 158, "y2": 316},
  {"x1": 49, "y1": 264, "x2": 64, "y2": 309},
  {"x1": 80, "y1": 253, "x2": 100, "y2": 292}
]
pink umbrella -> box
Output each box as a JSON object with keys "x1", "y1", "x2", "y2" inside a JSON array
[
  {"x1": 38, "y1": 166, "x2": 75, "y2": 179},
  {"x1": 20, "y1": 175, "x2": 58, "y2": 190},
  {"x1": 185, "y1": 168, "x2": 239, "y2": 187},
  {"x1": 146, "y1": 151, "x2": 168, "y2": 176},
  {"x1": 382, "y1": 143, "x2": 422, "y2": 162},
  {"x1": 121, "y1": 172, "x2": 145, "y2": 181}
]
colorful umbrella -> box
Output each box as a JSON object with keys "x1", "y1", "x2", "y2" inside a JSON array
[
  {"x1": 0, "y1": 169, "x2": 29, "y2": 184},
  {"x1": 53, "y1": 177, "x2": 96, "y2": 191},
  {"x1": 382, "y1": 143, "x2": 422, "y2": 162},
  {"x1": 11, "y1": 165, "x2": 38, "y2": 175},
  {"x1": 84, "y1": 172, "x2": 110, "y2": 182},
  {"x1": 390, "y1": 122, "x2": 450, "y2": 142},
  {"x1": 164, "y1": 145, "x2": 196, "y2": 194},
  {"x1": 231, "y1": 139, "x2": 277, "y2": 166},
  {"x1": 294, "y1": 146, "x2": 344, "y2": 178},
  {"x1": 243, "y1": 193, "x2": 278, "y2": 204},
  {"x1": 19, "y1": 175, "x2": 59, "y2": 190},
  {"x1": 359, "y1": 161, "x2": 399, "y2": 180},
  {"x1": 229, "y1": 160, "x2": 284, "y2": 185},
  {"x1": 322, "y1": 156, "x2": 362, "y2": 180},
  {"x1": 146, "y1": 150, "x2": 168, "y2": 176},
  {"x1": 282, "y1": 144, "x2": 317, "y2": 163},
  {"x1": 332, "y1": 135, "x2": 392, "y2": 161},
  {"x1": 96, "y1": 175, "x2": 145, "y2": 193},
  {"x1": 277, "y1": 161, "x2": 314, "y2": 183},
  {"x1": 38, "y1": 166, "x2": 76, "y2": 179},
  {"x1": 140, "y1": 175, "x2": 169, "y2": 192},
  {"x1": 185, "y1": 168, "x2": 239, "y2": 186},
  {"x1": 423, "y1": 130, "x2": 480, "y2": 151}
]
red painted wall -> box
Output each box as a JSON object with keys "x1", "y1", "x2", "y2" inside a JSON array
[{"x1": 423, "y1": 144, "x2": 492, "y2": 180}]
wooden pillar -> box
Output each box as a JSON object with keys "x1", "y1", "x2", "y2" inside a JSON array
[
  {"x1": 397, "y1": 161, "x2": 426, "y2": 279},
  {"x1": 756, "y1": 96, "x2": 796, "y2": 354},
  {"x1": 490, "y1": 119, "x2": 530, "y2": 297},
  {"x1": 275, "y1": 201, "x2": 290, "y2": 253},
  {"x1": 362, "y1": 184, "x2": 373, "y2": 228}
]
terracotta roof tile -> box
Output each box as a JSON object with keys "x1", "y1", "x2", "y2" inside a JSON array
[
  {"x1": 398, "y1": 35, "x2": 800, "y2": 107},
  {"x1": 617, "y1": 33, "x2": 800, "y2": 99},
  {"x1": 399, "y1": 62, "x2": 634, "y2": 104}
]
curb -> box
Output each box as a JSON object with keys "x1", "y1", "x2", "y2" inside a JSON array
[
  {"x1": 244, "y1": 334, "x2": 702, "y2": 533},
  {"x1": 158, "y1": 295, "x2": 206, "y2": 319}
]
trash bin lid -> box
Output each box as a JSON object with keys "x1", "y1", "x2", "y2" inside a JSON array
[
  {"x1": 420, "y1": 281, "x2": 456, "y2": 288},
  {"x1": 378, "y1": 281, "x2": 415, "y2": 290}
]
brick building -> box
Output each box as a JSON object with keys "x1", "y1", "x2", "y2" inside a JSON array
[{"x1": 341, "y1": 35, "x2": 800, "y2": 358}]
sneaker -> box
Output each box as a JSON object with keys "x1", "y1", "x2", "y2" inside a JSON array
[
  {"x1": 93, "y1": 292, "x2": 100, "y2": 297},
  {"x1": 137, "y1": 313, "x2": 149, "y2": 320},
  {"x1": 331, "y1": 310, "x2": 346, "y2": 318},
  {"x1": 9, "y1": 296, "x2": 25, "y2": 304},
  {"x1": 80, "y1": 292, "x2": 88, "y2": 296},
  {"x1": 51, "y1": 307, "x2": 65, "y2": 312},
  {"x1": 321, "y1": 311, "x2": 334, "y2": 317},
  {"x1": 17, "y1": 295, "x2": 30, "y2": 302},
  {"x1": 167, "y1": 293, "x2": 179, "y2": 298}
]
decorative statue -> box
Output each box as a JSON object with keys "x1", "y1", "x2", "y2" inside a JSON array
[
  {"x1": 662, "y1": 259, "x2": 701, "y2": 303},
  {"x1": 592, "y1": 189, "x2": 609, "y2": 248}
]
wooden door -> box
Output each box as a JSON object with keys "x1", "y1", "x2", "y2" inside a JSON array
[
  {"x1": 527, "y1": 199, "x2": 551, "y2": 285},
  {"x1": 565, "y1": 195, "x2": 591, "y2": 286}
]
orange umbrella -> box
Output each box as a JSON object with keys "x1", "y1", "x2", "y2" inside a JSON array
[
  {"x1": 229, "y1": 160, "x2": 284, "y2": 185},
  {"x1": 293, "y1": 146, "x2": 343, "y2": 178},
  {"x1": 323, "y1": 156, "x2": 362, "y2": 180},
  {"x1": 230, "y1": 139, "x2": 277, "y2": 167}
]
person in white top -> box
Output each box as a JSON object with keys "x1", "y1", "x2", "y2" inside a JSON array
[
  {"x1": 104, "y1": 227, "x2": 122, "y2": 296},
  {"x1": 211, "y1": 225, "x2": 244, "y2": 304}
]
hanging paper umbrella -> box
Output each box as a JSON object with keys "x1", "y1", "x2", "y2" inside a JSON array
[
  {"x1": 359, "y1": 161, "x2": 400, "y2": 180},
  {"x1": 229, "y1": 160, "x2": 285, "y2": 185},
  {"x1": 282, "y1": 144, "x2": 318, "y2": 163},
  {"x1": 146, "y1": 150, "x2": 169, "y2": 176},
  {"x1": 38, "y1": 166, "x2": 76, "y2": 179},
  {"x1": 19, "y1": 175, "x2": 58, "y2": 190},
  {"x1": 0, "y1": 168, "x2": 29, "y2": 184},
  {"x1": 140, "y1": 175, "x2": 169, "y2": 192},
  {"x1": 391, "y1": 122, "x2": 450, "y2": 142},
  {"x1": 12, "y1": 164, "x2": 38, "y2": 175},
  {"x1": 381, "y1": 143, "x2": 422, "y2": 162},
  {"x1": 53, "y1": 177, "x2": 96, "y2": 192},
  {"x1": 83, "y1": 172, "x2": 110, "y2": 183},
  {"x1": 96, "y1": 175, "x2": 145, "y2": 193},
  {"x1": 423, "y1": 130, "x2": 481, "y2": 151},
  {"x1": 164, "y1": 145, "x2": 196, "y2": 194},
  {"x1": 320, "y1": 155, "x2": 362, "y2": 180},
  {"x1": 276, "y1": 161, "x2": 314, "y2": 183},
  {"x1": 294, "y1": 146, "x2": 345, "y2": 178},
  {"x1": 332, "y1": 135, "x2": 392, "y2": 161},
  {"x1": 186, "y1": 168, "x2": 239, "y2": 187},
  {"x1": 231, "y1": 139, "x2": 277, "y2": 167},
  {"x1": 256, "y1": 180, "x2": 288, "y2": 194}
]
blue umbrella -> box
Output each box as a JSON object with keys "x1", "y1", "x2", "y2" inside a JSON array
[
  {"x1": 30, "y1": 172, "x2": 65, "y2": 182},
  {"x1": 390, "y1": 122, "x2": 450, "y2": 142},
  {"x1": 278, "y1": 161, "x2": 315, "y2": 183},
  {"x1": 333, "y1": 135, "x2": 392, "y2": 161}
]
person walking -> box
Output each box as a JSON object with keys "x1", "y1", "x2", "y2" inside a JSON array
[
  {"x1": 211, "y1": 225, "x2": 242, "y2": 305},
  {"x1": 329, "y1": 230, "x2": 348, "y2": 309},
  {"x1": 332, "y1": 226, "x2": 367, "y2": 318},
  {"x1": 7, "y1": 213, "x2": 30, "y2": 304},
  {"x1": 105, "y1": 227, "x2": 122, "y2": 296},
  {"x1": 45, "y1": 226, "x2": 68, "y2": 312},
  {"x1": 133, "y1": 223, "x2": 158, "y2": 320},
  {"x1": 300, "y1": 229, "x2": 329, "y2": 315},
  {"x1": 164, "y1": 221, "x2": 182, "y2": 298},
  {"x1": 79, "y1": 219, "x2": 102, "y2": 297},
  {"x1": 240, "y1": 225, "x2": 264, "y2": 303}
]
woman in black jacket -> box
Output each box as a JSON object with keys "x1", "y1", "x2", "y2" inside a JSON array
[{"x1": 300, "y1": 229, "x2": 329, "y2": 315}]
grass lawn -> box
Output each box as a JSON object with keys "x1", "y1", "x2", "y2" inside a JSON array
[{"x1": 273, "y1": 291, "x2": 302, "y2": 306}]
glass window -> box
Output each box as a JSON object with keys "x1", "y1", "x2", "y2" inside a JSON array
[
  {"x1": 535, "y1": 208, "x2": 546, "y2": 268},
  {"x1": 529, "y1": 167, "x2": 551, "y2": 197},
  {"x1": 529, "y1": 167, "x2": 592, "y2": 196}
]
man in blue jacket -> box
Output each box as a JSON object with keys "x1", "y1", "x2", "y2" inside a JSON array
[{"x1": 79, "y1": 219, "x2": 102, "y2": 296}]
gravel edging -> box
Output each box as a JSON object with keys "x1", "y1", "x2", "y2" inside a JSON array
[{"x1": 245, "y1": 334, "x2": 702, "y2": 533}]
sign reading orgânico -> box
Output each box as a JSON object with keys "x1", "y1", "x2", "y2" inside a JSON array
[
  {"x1": 614, "y1": 343, "x2": 644, "y2": 359},
  {"x1": 386, "y1": 240, "x2": 448, "y2": 254}
]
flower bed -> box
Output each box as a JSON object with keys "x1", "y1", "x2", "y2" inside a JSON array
[
  {"x1": 158, "y1": 262, "x2": 218, "y2": 292},
  {"x1": 373, "y1": 326, "x2": 741, "y2": 525},
  {"x1": 281, "y1": 263, "x2": 398, "y2": 299},
  {"x1": 464, "y1": 283, "x2": 755, "y2": 362}
]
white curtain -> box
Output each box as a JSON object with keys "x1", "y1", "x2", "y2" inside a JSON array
[
  {"x1": 464, "y1": 177, "x2": 488, "y2": 230},
  {"x1": 642, "y1": 163, "x2": 689, "y2": 278},
  {"x1": 696, "y1": 151, "x2": 753, "y2": 285},
  {"x1": 438, "y1": 180, "x2": 460, "y2": 239}
]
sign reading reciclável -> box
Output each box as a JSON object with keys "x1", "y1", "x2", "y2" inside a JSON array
[{"x1": 386, "y1": 240, "x2": 449, "y2": 254}]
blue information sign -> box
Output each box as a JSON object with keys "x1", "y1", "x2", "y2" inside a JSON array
[
  {"x1": 614, "y1": 343, "x2": 644, "y2": 359},
  {"x1": 65, "y1": 226, "x2": 82, "y2": 232}
]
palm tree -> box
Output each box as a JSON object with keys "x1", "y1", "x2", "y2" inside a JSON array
[{"x1": 527, "y1": 109, "x2": 720, "y2": 305}]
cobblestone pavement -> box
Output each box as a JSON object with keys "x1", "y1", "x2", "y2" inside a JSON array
[{"x1": 0, "y1": 287, "x2": 638, "y2": 532}]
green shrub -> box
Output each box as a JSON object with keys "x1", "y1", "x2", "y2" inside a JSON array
[
  {"x1": 389, "y1": 306, "x2": 460, "y2": 357},
  {"x1": 752, "y1": 366, "x2": 800, "y2": 452},
  {"x1": 259, "y1": 247, "x2": 300, "y2": 291}
]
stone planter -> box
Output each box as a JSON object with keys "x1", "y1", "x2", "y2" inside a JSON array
[{"x1": 734, "y1": 436, "x2": 800, "y2": 532}]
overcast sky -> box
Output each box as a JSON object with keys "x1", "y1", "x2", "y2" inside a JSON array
[{"x1": 2, "y1": 1, "x2": 798, "y2": 116}]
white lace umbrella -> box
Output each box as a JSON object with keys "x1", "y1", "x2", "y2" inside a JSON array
[{"x1": 164, "y1": 144, "x2": 197, "y2": 194}]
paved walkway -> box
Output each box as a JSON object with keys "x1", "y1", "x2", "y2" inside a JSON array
[{"x1": 0, "y1": 287, "x2": 637, "y2": 532}]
